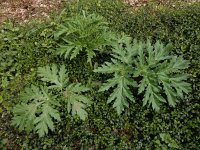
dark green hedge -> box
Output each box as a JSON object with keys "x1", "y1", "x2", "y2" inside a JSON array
[{"x1": 0, "y1": 0, "x2": 200, "y2": 149}]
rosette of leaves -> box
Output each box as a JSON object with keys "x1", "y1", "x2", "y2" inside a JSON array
[
  {"x1": 11, "y1": 85, "x2": 60, "y2": 137},
  {"x1": 12, "y1": 64, "x2": 90, "y2": 137},
  {"x1": 94, "y1": 34, "x2": 138, "y2": 115},
  {"x1": 94, "y1": 35, "x2": 191, "y2": 114},
  {"x1": 55, "y1": 13, "x2": 115, "y2": 67},
  {"x1": 134, "y1": 40, "x2": 191, "y2": 111}
]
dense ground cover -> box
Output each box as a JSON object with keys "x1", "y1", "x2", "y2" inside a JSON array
[{"x1": 0, "y1": 0, "x2": 199, "y2": 149}]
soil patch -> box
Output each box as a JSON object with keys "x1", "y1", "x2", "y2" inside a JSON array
[
  {"x1": 0, "y1": 0, "x2": 200, "y2": 24},
  {"x1": 0, "y1": 0, "x2": 62, "y2": 24}
]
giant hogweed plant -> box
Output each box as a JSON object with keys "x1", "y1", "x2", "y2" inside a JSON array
[
  {"x1": 11, "y1": 35, "x2": 191, "y2": 137},
  {"x1": 12, "y1": 64, "x2": 90, "y2": 137},
  {"x1": 54, "y1": 13, "x2": 115, "y2": 67},
  {"x1": 94, "y1": 35, "x2": 191, "y2": 114}
]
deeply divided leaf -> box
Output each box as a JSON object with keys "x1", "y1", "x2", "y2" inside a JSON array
[
  {"x1": 63, "y1": 83, "x2": 90, "y2": 120},
  {"x1": 37, "y1": 64, "x2": 68, "y2": 89},
  {"x1": 95, "y1": 35, "x2": 191, "y2": 113},
  {"x1": 55, "y1": 13, "x2": 115, "y2": 65}
]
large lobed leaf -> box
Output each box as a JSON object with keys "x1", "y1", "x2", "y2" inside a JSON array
[
  {"x1": 105, "y1": 74, "x2": 136, "y2": 115},
  {"x1": 11, "y1": 103, "x2": 37, "y2": 132},
  {"x1": 134, "y1": 39, "x2": 191, "y2": 110},
  {"x1": 37, "y1": 64, "x2": 68, "y2": 90},
  {"x1": 12, "y1": 85, "x2": 61, "y2": 137},
  {"x1": 55, "y1": 13, "x2": 115, "y2": 65},
  {"x1": 34, "y1": 102, "x2": 61, "y2": 137},
  {"x1": 95, "y1": 34, "x2": 191, "y2": 113},
  {"x1": 94, "y1": 34, "x2": 137, "y2": 114},
  {"x1": 63, "y1": 83, "x2": 90, "y2": 120}
]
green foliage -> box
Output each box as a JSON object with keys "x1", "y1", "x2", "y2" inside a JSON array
[
  {"x1": 0, "y1": 21, "x2": 20, "y2": 73},
  {"x1": 55, "y1": 13, "x2": 114, "y2": 66},
  {"x1": 12, "y1": 85, "x2": 60, "y2": 137},
  {"x1": 67, "y1": 0, "x2": 199, "y2": 95},
  {"x1": 104, "y1": 2, "x2": 200, "y2": 95},
  {"x1": 38, "y1": 65, "x2": 91, "y2": 120},
  {"x1": 64, "y1": 83, "x2": 90, "y2": 120},
  {"x1": 0, "y1": 20, "x2": 58, "y2": 114},
  {"x1": 38, "y1": 64, "x2": 68, "y2": 89},
  {"x1": 159, "y1": 133, "x2": 179, "y2": 149},
  {"x1": 0, "y1": 138, "x2": 8, "y2": 150},
  {"x1": 134, "y1": 40, "x2": 191, "y2": 111},
  {"x1": 0, "y1": 20, "x2": 56, "y2": 74},
  {"x1": 95, "y1": 35, "x2": 191, "y2": 113},
  {"x1": 154, "y1": 133, "x2": 180, "y2": 150},
  {"x1": 94, "y1": 35, "x2": 137, "y2": 115},
  {"x1": 12, "y1": 65, "x2": 90, "y2": 137},
  {"x1": 1, "y1": 0, "x2": 199, "y2": 149}
]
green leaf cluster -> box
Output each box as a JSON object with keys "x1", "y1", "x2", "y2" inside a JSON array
[
  {"x1": 12, "y1": 65, "x2": 90, "y2": 137},
  {"x1": 94, "y1": 34, "x2": 138, "y2": 115},
  {"x1": 12, "y1": 85, "x2": 60, "y2": 137},
  {"x1": 1, "y1": 1, "x2": 198, "y2": 148},
  {"x1": 94, "y1": 34, "x2": 191, "y2": 114},
  {"x1": 55, "y1": 13, "x2": 115, "y2": 66},
  {"x1": 154, "y1": 133, "x2": 180, "y2": 150}
]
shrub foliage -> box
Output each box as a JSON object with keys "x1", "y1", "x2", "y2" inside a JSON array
[
  {"x1": 55, "y1": 13, "x2": 114, "y2": 66},
  {"x1": 0, "y1": 0, "x2": 199, "y2": 149},
  {"x1": 12, "y1": 65, "x2": 90, "y2": 137},
  {"x1": 95, "y1": 35, "x2": 191, "y2": 114}
]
